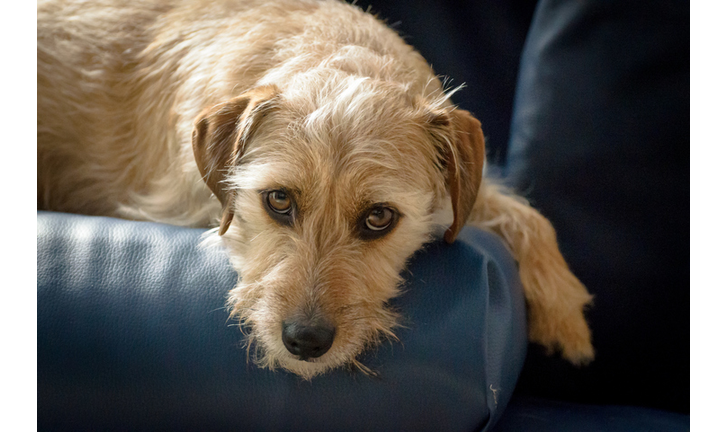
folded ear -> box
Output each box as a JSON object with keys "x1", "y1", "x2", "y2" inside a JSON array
[
  {"x1": 192, "y1": 85, "x2": 279, "y2": 235},
  {"x1": 435, "y1": 109, "x2": 486, "y2": 243}
]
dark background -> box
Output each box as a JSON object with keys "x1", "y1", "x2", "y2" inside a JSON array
[{"x1": 360, "y1": 0, "x2": 539, "y2": 167}]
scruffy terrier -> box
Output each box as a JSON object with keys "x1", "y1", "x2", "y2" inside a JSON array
[{"x1": 38, "y1": 0, "x2": 594, "y2": 379}]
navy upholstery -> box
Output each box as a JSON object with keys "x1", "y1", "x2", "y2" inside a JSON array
[
  {"x1": 37, "y1": 211, "x2": 527, "y2": 431},
  {"x1": 506, "y1": 0, "x2": 689, "y2": 414},
  {"x1": 492, "y1": 396, "x2": 689, "y2": 432}
]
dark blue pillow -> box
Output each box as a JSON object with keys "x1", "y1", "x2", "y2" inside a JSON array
[
  {"x1": 506, "y1": 0, "x2": 689, "y2": 413},
  {"x1": 37, "y1": 212, "x2": 527, "y2": 431}
]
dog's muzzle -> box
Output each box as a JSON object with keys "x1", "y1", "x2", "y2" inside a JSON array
[{"x1": 282, "y1": 318, "x2": 336, "y2": 361}]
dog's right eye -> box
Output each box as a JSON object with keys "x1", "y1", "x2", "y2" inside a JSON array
[
  {"x1": 267, "y1": 190, "x2": 292, "y2": 213},
  {"x1": 263, "y1": 190, "x2": 295, "y2": 225}
]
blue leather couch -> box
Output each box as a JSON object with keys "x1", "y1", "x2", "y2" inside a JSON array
[
  {"x1": 37, "y1": 0, "x2": 689, "y2": 430},
  {"x1": 38, "y1": 213, "x2": 527, "y2": 431}
]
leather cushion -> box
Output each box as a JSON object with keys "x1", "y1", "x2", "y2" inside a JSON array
[
  {"x1": 505, "y1": 0, "x2": 689, "y2": 413},
  {"x1": 38, "y1": 211, "x2": 527, "y2": 431},
  {"x1": 492, "y1": 396, "x2": 690, "y2": 432}
]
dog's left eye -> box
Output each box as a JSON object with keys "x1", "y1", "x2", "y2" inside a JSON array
[
  {"x1": 358, "y1": 205, "x2": 398, "y2": 240},
  {"x1": 366, "y1": 207, "x2": 393, "y2": 230}
]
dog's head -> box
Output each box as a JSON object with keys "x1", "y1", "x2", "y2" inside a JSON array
[{"x1": 192, "y1": 75, "x2": 484, "y2": 378}]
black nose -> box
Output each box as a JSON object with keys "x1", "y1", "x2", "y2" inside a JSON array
[{"x1": 282, "y1": 319, "x2": 336, "y2": 361}]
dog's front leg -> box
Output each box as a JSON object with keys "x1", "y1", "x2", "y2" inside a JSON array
[{"x1": 468, "y1": 181, "x2": 595, "y2": 365}]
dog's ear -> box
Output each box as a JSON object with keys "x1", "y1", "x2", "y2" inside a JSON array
[
  {"x1": 192, "y1": 85, "x2": 279, "y2": 235},
  {"x1": 429, "y1": 109, "x2": 486, "y2": 243}
]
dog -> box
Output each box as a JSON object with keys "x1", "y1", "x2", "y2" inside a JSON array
[{"x1": 38, "y1": 0, "x2": 594, "y2": 379}]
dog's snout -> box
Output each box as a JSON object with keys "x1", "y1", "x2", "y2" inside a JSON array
[{"x1": 282, "y1": 319, "x2": 336, "y2": 361}]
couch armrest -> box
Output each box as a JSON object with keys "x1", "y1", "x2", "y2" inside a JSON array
[{"x1": 38, "y1": 211, "x2": 526, "y2": 431}]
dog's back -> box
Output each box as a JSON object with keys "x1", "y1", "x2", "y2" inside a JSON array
[
  {"x1": 38, "y1": 0, "x2": 170, "y2": 214},
  {"x1": 37, "y1": 0, "x2": 441, "y2": 222}
]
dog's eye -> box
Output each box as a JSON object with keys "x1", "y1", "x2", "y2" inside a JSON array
[
  {"x1": 262, "y1": 190, "x2": 295, "y2": 225},
  {"x1": 359, "y1": 205, "x2": 398, "y2": 240},
  {"x1": 267, "y1": 190, "x2": 292, "y2": 214},
  {"x1": 366, "y1": 207, "x2": 393, "y2": 230}
]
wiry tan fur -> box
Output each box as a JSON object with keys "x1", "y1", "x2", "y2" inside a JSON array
[{"x1": 38, "y1": 0, "x2": 593, "y2": 379}]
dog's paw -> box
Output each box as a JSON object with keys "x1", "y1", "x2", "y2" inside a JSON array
[
  {"x1": 528, "y1": 303, "x2": 594, "y2": 365},
  {"x1": 520, "y1": 262, "x2": 595, "y2": 366}
]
